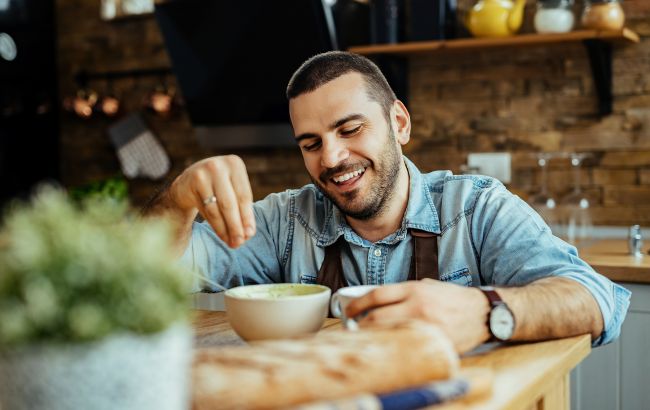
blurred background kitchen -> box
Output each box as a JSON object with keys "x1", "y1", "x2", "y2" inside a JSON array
[
  {"x1": 0, "y1": 0, "x2": 648, "y2": 230},
  {"x1": 0, "y1": 0, "x2": 649, "y2": 408}
]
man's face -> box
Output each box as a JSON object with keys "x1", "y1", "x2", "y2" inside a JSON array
[{"x1": 289, "y1": 72, "x2": 406, "y2": 220}]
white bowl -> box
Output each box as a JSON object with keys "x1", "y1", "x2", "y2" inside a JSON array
[{"x1": 225, "y1": 283, "x2": 331, "y2": 341}]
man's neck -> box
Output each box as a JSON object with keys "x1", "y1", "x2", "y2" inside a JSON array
[{"x1": 346, "y1": 163, "x2": 410, "y2": 243}]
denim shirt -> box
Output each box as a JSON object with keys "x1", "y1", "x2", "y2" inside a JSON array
[{"x1": 182, "y1": 157, "x2": 630, "y2": 346}]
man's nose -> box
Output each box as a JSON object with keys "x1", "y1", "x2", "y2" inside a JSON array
[{"x1": 320, "y1": 138, "x2": 349, "y2": 169}]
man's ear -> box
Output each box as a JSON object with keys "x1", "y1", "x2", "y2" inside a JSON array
[{"x1": 392, "y1": 100, "x2": 411, "y2": 146}]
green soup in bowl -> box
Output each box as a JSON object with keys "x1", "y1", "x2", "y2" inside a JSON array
[{"x1": 224, "y1": 283, "x2": 331, "y2": 341}]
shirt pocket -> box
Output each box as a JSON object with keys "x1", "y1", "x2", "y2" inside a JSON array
[
  {"x1": 300, "y1": 273, "x2": 317, "y2": 284},
  {"x1": 440, "y1": 267, "x2": 473, "y2": 287}
]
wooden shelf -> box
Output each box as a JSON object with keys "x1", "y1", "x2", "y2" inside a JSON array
[
  {"x1": 349, "y1": 28, "x2": 640, "y2": 116},
  {"x1": 348, "y1": 28, "x2": 640, "y2": 56}
]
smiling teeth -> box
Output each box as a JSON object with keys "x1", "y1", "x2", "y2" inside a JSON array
[{"x1": 332, "y1": 168, "x2": 365, "y2": 183}]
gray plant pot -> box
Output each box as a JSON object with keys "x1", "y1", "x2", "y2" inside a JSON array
[{"x1": 0, "y1": 323, "x2": 192, "y2": 410}]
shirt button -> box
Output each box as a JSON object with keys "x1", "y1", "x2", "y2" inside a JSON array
[{"x1": 373, "y1": 249, "x2": 382, "y2": 257}]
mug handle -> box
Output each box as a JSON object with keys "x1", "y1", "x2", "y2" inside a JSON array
[{"x1": 330, "y1": 293, "x2": 342, "y2": 318}]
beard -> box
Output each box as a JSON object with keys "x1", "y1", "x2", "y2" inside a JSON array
[{"x1": 310, "y1": 129, "x2": 402, "y2": 221}]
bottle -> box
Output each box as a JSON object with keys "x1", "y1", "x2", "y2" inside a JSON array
[
  {"x1": 581, "y1": 0, "x2": 625, "y2": 31},
  {"x1": 534, "y1": 0, "x2": 575, "y2": 34},
  {"x1": 629, "y1": 225, "x2": 643, "y2": 257}
]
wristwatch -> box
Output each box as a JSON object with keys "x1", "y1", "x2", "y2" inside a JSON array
[{"x1": 479, "y1": 286, "x2": 515, "y2": 342}]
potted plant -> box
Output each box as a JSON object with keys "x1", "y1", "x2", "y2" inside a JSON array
[{"x1": 0, "y1": 186, "x2": 192, "y2": 410}]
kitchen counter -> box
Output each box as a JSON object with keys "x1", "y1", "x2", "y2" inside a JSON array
[
  {"x1": 578, "y1": 239, "x2": 650, "y2": 284},
  {"x1": 192, "y1": 310, "x2": 590, "y2": 410}
]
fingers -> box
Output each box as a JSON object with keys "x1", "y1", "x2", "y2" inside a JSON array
[
  {"x1": 345, "y1": 283, "x2": 412, "y2": 318},
  {"x1": 230, "y1": 164, "x2": 256, "y2": 239},
  {"x1": 359, "y1": 301, "x2": 411, "y2": 324},
  {"x1": 210, "y1": 156, "x2": 257, "y2": 248},
  {"x1": 174, "y1": 155, "x2": 256, "y2": 248},
  {"x1": 190, "y1": 170, "x2": 227, "y2": 242}
]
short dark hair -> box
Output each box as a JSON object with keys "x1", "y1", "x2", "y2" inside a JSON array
[{"x1": 286, "y1": 51, "x2": 396, "y2": 119}]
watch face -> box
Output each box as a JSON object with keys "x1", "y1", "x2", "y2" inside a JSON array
[{"x1": 490, "y1": 304, "x2": 515, "y2": 341}]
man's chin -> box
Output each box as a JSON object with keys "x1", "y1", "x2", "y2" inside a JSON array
[
  {"x1": 313, "y1": 182, "x2": 377, "y2": 218},
  {"x1": 332, "y1": 195, "x2": 381, "y2": 220}
]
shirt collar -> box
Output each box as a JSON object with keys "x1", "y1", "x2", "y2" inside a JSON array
[
  {"x1": 401, "y1": 157, "x2": 441, "y2": 235},
  {"x1": 317, "y1": 156, "x2": 441, "y2": 247}
]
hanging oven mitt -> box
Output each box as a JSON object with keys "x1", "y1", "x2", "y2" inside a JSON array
[{"x1": 107, "y1": 113, "x2": 170, "y2": 180}]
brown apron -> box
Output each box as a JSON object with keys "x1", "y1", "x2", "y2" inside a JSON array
[{"x1": 316, "y1": 229, "x2": 440, "y2": 294}]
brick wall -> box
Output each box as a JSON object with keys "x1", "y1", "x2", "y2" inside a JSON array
[{"x1": 56, "y1": 0, "x2": 650, "y2": 225}]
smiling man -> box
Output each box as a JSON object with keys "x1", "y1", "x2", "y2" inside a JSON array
[{"x1": 144, "y1": 51, "x2": 630, "y2": 352}]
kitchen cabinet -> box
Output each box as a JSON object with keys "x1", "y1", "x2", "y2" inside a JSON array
[
  {"x1": 571, "y1": 282, "x2": 650, "y2": 410},
  {"x1": 579, "y1": 239, "x2": 650, "y2": 284},
  {"x1": 349, "y1": 29, "x2": 640, "y2": 116}
]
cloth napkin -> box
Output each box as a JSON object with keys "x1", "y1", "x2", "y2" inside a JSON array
[{"x1": 293, "y1": 377, "x2": 471, "y2": 410}]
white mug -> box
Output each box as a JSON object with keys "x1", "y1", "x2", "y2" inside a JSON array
[{"x1": 330, "y1": 285, "x2": 380, "y2": 329}]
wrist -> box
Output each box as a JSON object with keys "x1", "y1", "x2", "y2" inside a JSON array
[
  {"x1": 471, "y1": 287, "x2": 492, "y2": 344},
  {"x1": 478, "y1": 286, "x2": 516, "y2": 342}
]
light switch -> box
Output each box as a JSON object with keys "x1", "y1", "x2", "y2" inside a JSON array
[{"x1": 467, "y1": 152, "x2": 512, "y2": 183}]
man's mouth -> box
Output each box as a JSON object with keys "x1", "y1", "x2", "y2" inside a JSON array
[{"x1": 331, "y1": 167, "x2": 366, "y2": 186}]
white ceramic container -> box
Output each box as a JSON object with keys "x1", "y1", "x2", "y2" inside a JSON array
[
  {"x1": 0, "y1": 324, "x2": 192, "y2": 410},
  {"x1": 225, "y1": 283, "x2": 331, "y2": 341}
]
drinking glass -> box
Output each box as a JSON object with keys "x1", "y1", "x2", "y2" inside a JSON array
[
  {"x1": 561, "y1": 153, "x2": 593, "y2": 245},
  {"x1": 529, "y1": 153, "x2": 558, "y2": 225}
]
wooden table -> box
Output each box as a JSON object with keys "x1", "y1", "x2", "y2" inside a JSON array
[
  {"x1": 192, "y1": 310, "x2": 591, "y2": 410},
  {"x1": 579, "y1": 239, "x2": 650, "y2": 284}
]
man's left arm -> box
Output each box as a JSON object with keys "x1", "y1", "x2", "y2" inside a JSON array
[
  {"x1": 467, "y1": 182, "x2": 630, "y2": 348},
  {"x1": 498, "y1": 276, "x2": 603, "y2": 341},
  {"x1": 347, "y1": 275, "x2": 603, "y2": 353},
  {"x1": 347, "y1": 182, "x2": 630, "y2": 352}
]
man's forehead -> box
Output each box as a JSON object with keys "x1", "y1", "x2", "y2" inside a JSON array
[
  {"x1": 295, "y1": 73, "x2": 368, "y2": 103},
  {"x1": 290, "y1": 74, "x2": 378, "y2": 118}
]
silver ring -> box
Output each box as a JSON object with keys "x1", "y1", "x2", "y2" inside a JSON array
[{"x1": 202, "y1": 195, "x2": 217, "y2": 206}]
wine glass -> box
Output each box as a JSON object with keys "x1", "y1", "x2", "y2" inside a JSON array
[
  {"x1": 529, "y1": 153, "x2": 558, "y2": 226},
  {"x1": 561, "y1": 153, "x2": 592, "y2": 245}
]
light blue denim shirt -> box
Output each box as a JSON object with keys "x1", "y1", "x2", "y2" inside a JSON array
[{"x1": 182, "y1": 157, "x2": 630, "y2": 346}]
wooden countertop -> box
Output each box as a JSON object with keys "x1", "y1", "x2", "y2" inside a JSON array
[
  {"x1": 192, "y1": 310, "x2": 591, "y2": 410},
  {"x1": 578, "y1": 239, "x2": 650, "y2": 284}
]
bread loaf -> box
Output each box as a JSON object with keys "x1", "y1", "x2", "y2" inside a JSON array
[{"x1": 192, "y1": 320, "x2": 459, "y2": 410}]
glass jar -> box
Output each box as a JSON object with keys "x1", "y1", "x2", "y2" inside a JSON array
[
  {"x1": 581, "y1": 0, "x2": 625, "y2": 31},
  {"x1": 534, "y1": 0, "x2": 575, "y2": 34}
]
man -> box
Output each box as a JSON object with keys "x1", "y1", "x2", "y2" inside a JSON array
[{"x1": 145, "y1": 51, "x2": 629, "y2": 353}]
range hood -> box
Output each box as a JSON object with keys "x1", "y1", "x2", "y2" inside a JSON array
[{"x1": 154, "y1": 0, "x2": 338, "y2": 149}]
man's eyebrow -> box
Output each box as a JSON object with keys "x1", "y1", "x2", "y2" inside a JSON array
[
  {"x1": 294, "y1": 113, "x2": 367, "y2": 143},
  {"x1": 330, "y1": 113, "x2": 366, "y2": 129}
]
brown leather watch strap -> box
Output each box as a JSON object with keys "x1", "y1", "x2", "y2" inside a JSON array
[
  {"x1": 479, "y1": 286, "x2": 503, "y2": 307},
  {"x1": 479, "y1": 286, "x2": 515, "y2": 342}
]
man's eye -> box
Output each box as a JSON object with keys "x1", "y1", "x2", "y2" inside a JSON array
[
  {"x1": 341, "y1": 126, "x2": 361, "y2": 136},
  {"x1": 303, "y1": 141, "x2": 321, "y2": 151}
]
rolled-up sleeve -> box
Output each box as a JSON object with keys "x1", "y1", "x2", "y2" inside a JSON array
[{"x1": 471, "y1": 182, "x2": 631, "y2": 346}]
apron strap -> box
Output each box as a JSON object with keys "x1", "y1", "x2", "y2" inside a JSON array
[
  {"x1": 317, "y1": 229, "x2": 440, "y2": 296},
  {"x1": 316, "y1": 236, "x2": 348, "y2": 293},
  {"x1": 408, "y1": 229, "x2": 440, "y2": 281}
]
